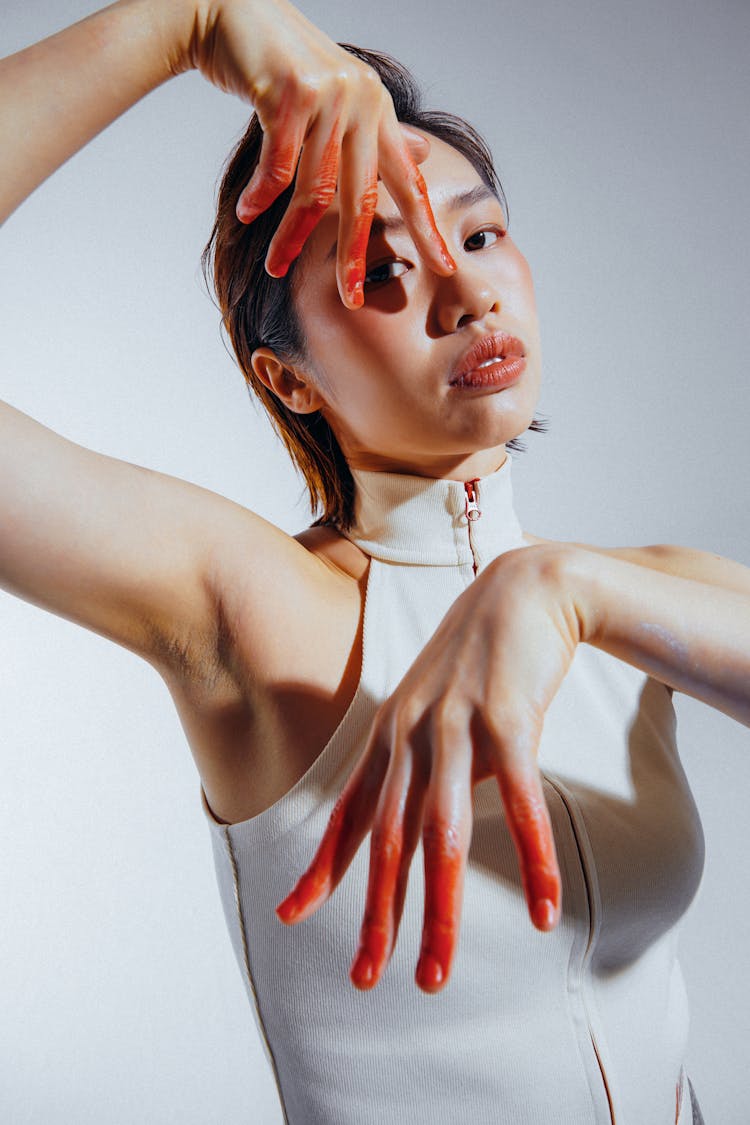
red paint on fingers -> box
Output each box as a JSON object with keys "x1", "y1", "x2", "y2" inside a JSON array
[
  {"x1": 409, "y1": 162, "x2": 456, "y2": 272},
  {"x1": 384, "y1": 146, "x2": 455, "y2": 273},
  {"x1": 416, "y1": 821, "x2": 465, "y2": 993},
  {"x1": 266, "y1": 198, "x2": 329, "y2": 277},
  {"x1": 342, "y1": 174, "x2": 378, "y2": 307},
  {"x1": 266, "y1": 126, "x2": 342, "y2": 276},
  {"x1": 350, "y1": 821, "x2": 406, "y2": 990},
  {"x1": 237, "y1": 141, "x2": 299, "y2": 224},
  {"x1": 236, "y1": 95, "x2": 303, "y2": 224},
  {"x1": 276, "y1": 751, "x2": 389, "y2": 925},
  {"x1": 499, "y1": 777, "x2": 561, "y2": 930},
  {"x1": 275, "y1": 793, "x2": 359, "y2": 924}
]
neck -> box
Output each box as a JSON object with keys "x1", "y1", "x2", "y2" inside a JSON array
[
  {"x1": 345, "y1": 456, "x2": 524, "y2": 571},
  {"x1": 344, "y1": 444, "x2": 509, "y2": 481}
]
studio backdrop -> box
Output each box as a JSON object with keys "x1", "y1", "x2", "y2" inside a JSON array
[{"x1": 1, "y1": 0, "x2": 748, "y2": 1121}]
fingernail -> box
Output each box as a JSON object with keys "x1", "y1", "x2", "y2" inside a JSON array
[
  {"x1": 347, "y1": 281, "x2": 364, "y2": 309},
  {"x1": 532, "y1": 898, "x2": 556, "y2": 930},
  {"x1": 275, "y1": 892, "x2": 300, "y2": 924},
  {"x1": 350, "y1": 950, "x2": 375, "y2": 988},
  {"x1": 416, "y1": 953, "x2": 444, "y2": 991}
]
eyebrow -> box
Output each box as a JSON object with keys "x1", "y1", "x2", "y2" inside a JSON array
[{"x1": 324, "y1": 183, "x2": 498, "y2": 262}]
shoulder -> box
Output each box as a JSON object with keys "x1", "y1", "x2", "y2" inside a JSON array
[
  {"x1": 183, "y1": 512, "x2": 368, "y2": 696},
  {"x1": 294, "y1": 524, "x2": 370, "y2": 582}
]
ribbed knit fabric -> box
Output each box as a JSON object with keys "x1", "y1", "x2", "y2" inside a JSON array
[{"x1": 202, "y1": 457, "x2": 704, "y2": 1124}]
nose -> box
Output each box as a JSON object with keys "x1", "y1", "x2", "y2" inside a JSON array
[{"x1": 431, "y1": 261, "x2": 501, "y2": 335}]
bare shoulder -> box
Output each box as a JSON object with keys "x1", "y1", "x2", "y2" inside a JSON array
[
  {"x1": 176, "y1": 513, "x2": 370, "y2": 823},
  {"x1": 0, "y1": 399, "x2": 337, "y2": 683},
  {"x1": 294, "y1": 524, "x2": 370, "y2": 581},
  {"x1": 200, "y1": 512, "x2": 369, "y2": 694}
]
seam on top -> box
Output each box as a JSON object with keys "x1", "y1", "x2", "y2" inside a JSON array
[{"x1": 222, "y1": 826, "x2": 290, "y2": 1125}]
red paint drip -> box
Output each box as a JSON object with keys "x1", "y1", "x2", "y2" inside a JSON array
[
  {"x1": 416, "y1": 827, "x2": 463, "y2": 993},
  {"x1": 344, "y1": 174, "x2": 378, "y2": 306},
  {"x1": 410, "y1": 162, "x2": 456, "y2": 271},
  {"x1": 498, "y1": 776, "x2": 561, "y2": 928},
  {"x1": 267, "y1": 125, "x2": 342, "y2": 275},
  {"x1": 237, "y1": 93, "x2": 301, "y2": 223}
]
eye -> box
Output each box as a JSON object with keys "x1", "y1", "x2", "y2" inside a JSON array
[
  {"x1": 363, "y1": 259, "x2": 410, "y2": 287},
  {"x1": 464, "y1": 227, "x2": 506, "y2": 251}
]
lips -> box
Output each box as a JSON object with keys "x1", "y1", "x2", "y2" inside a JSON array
[{"x1": 450, "y1": 332, "x2": 526, "y2": 385}]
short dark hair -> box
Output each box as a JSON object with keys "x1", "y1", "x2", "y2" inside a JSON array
[{"x1": 203, "y1": 44, "x2": 544, "y2": 529}]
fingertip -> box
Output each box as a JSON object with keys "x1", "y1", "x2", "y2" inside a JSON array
[
  {"x1": 275, "y1": 892, "x2": 301, "y2": 924},
  {"x1": 265, "y1": 256, "x2": 289, "y2": 279},
  {"x1": 336, "y1": 275, "x2": 364, "y2": 310},
  {"x1": 236, "y1": 194, "x2": 259, "y2": 226},
  {"x1": 348, "y1": 281, "x2": 364, "y2": 309},
  {"x1": 416, "y1": 953, "x2": 445, "y2": 993},
  {"x1": 399, "y1": 124, "x2": 431, "y2": 165},
  {"x1": 350, "y1": 950, "x2": 378, "y2": 990},
  {"x1": 440, "y1": 247, "x2": 457, "y2": 272},
  {"x1": 531, "y1": 897, "x2": 558, "y2": 932}
]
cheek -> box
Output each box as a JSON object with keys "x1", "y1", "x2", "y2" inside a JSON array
[
  {"x1": 508, "y1": 251, "x2": 537, "y2": 309},
  {"x1": 497, "y1": 240, "x2": 537, "y2": 311},
  {"x1": 309, "y1": 307, "x2": 424, "y2": 407}
]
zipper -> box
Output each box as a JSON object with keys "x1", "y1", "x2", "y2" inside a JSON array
[{"x1": 464, "y1": 479, "x2": 482, "y2": 576}]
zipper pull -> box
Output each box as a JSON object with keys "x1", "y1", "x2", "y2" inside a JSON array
[{"x1": 464, "y1": 479, "x2": 482, "y2": 522}]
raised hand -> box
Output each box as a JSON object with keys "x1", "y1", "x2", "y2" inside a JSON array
[
  {"x1": 276, "y1": 544, "x2": 583, "y2": 992},
  {"x1": 186, "y1": 0, "x2": 456, "y2": 306}
]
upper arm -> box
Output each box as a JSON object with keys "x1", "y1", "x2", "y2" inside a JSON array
[{"x1": 0, "y1": 400, "x2": 311, "y2": 676}]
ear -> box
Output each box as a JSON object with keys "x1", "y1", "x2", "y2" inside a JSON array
[{"x1": 251, "y1": 348, "x2": 326, "y2": 415}]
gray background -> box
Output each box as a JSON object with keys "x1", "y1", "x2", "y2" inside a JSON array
[{"x1": 1, "y1": 0, "x2": 748, "y2": 1120}]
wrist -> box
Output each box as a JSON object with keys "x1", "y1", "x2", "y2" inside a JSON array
[
  {"x1": 132, "y1": 0, "x2": 204, "y2": 78},
  {"x1": 484, "y1": 541, "x2": 594, "y2": 644}
]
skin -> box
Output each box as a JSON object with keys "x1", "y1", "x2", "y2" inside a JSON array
[
  {"x1": 253, "y1": 136, "x2": 542, "y2": 482},
  {"x1": 252, "y1": 138, "x2": 750, "y2": 993},
  {"x1": 2, "y1": 0, "x2": 750, "y2": 1007},
  {"x1": 276, "y1": 539, "x2": 750, "y2": 993},
  {"x1": 0, "y1": 0, "x2": 453, "y2": 303}
]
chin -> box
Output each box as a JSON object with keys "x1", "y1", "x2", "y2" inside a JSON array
[{"x1": 465, "y1": 407, "x2": 538, "y2": 451}]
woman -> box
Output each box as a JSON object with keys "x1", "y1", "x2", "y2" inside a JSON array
[{"x1": 2, "y1": 0, "x2": 748, "y2": 1121}]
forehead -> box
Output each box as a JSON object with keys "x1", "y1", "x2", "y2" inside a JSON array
[
  {"x1": 376, "y1": 133, "x2": 487, "y2": 216},
  {"x1": 306, "y1": 134, "x2": 492, "y2": 263}
]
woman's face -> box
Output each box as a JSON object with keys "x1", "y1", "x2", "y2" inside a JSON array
[{"x1": 291, "y1": 134, "x2": 542, "y2": 480}]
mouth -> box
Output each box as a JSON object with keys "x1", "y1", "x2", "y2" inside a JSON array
[{"x1": 449, "y1": 332, "x2": 527, "y2": 390}]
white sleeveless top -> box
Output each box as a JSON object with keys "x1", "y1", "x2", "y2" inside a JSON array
[{"x1": 202, "y1": 458, "x2": 705, "y2": 1124}]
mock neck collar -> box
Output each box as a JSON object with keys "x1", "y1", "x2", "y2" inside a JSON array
[{"x1": 344, "y1": 455, "x2": 524, "y2": 568}]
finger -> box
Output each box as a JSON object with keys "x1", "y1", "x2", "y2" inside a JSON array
[
  {"x1": 349, "y1": 756, "x2": 425, "y2": 990},
  {"x1": 275, "y1": 731, "x2": 389, "y2": 925},
  {"x1": 378, "y1": 115, "x2": 456, "y2": 277},
  {"x1": 265, "y1": 112, "x2": 343, "y2": 277},
  {"x1": 399, "y1": 123, "x2": 431, "y2": 165},
  {"x1": 496, "y1": 764, "x2": 561, "y2": 931},
  {"x1": 416, "y1": 737, "x2": 473, "y2": 993},
  {"x1": 236, "y1": 102, "x2": 308, "y2": 225},
  {"x1": 334, "y1": 123, "x2": 379, "y2": 308}
]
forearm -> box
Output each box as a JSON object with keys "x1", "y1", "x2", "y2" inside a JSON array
[
  {"x1": 567, "y1": 546, "x2": 750, "y2": 726},
  {"x1": 0, "y1": 0, "x2": 196, "y2": 222}
]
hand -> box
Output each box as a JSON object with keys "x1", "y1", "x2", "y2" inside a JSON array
[
  {"x1": 276, "y1": 545, "x2": 583, "y2": 992},
  {"x1": 183, "y1": 0, "x2": 456, "y2": 306}
]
